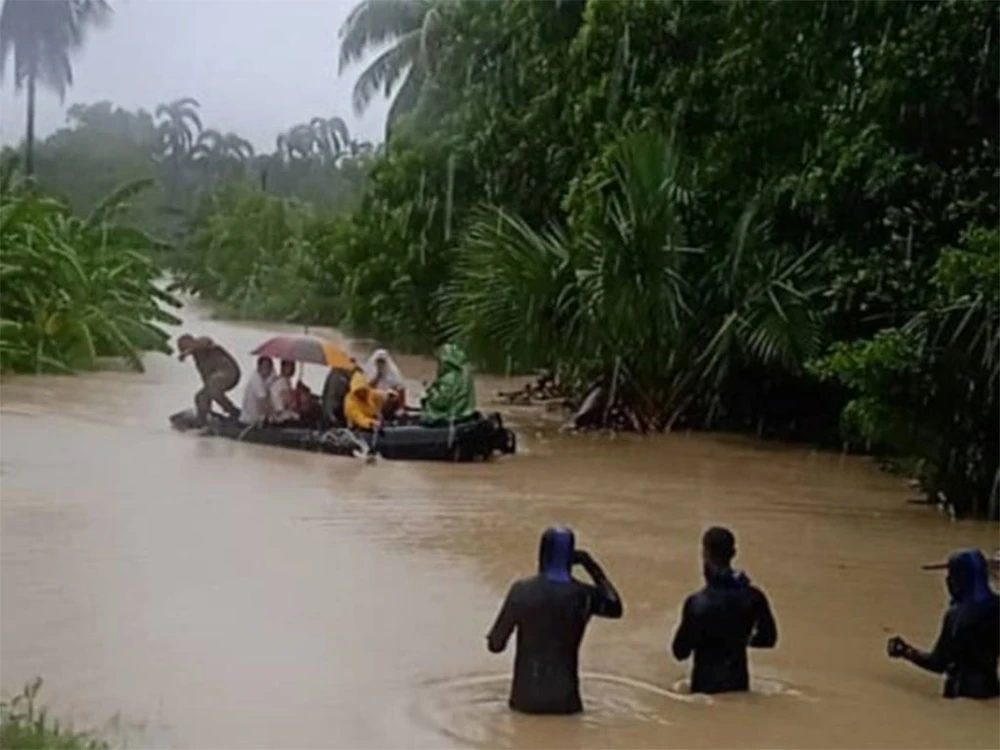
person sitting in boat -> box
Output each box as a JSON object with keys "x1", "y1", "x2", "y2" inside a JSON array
[
  {"x1": 420, "y1": 343, "x2": 476, "y2": 426},
  {"x1": 269, "y1": 360, "x2": 299, "y2": 424},
  {"x1": 177, "y1": 333, "x2": 242, "y2": 426},
  {"x1": 363, "y1": 348, "x2": 407, "y2": 416},
  {"x1": 240, "y1": 356, "x2": 275, "y2": 425},
  {"x1": 321, "y1": 362, "x2": 361, "y2": 428},
  {"x1": 344, "y1": 371, "x2": 386, "y2": 431}
]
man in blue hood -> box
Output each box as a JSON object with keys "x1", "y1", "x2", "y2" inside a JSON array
[
  {"x1": 486, "y1": 527, "x2": 623, "y2": 714},
  {"x1": 671, "y1": 526, "x2": 778, "y2": 694},
  {"x1": 888, "y1": 548, "x2": 1000, "y2": 699}
]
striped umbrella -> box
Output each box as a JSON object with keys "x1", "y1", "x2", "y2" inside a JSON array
[{"x1": 251, "y1": 335, "x2": 354, "y2": 370}]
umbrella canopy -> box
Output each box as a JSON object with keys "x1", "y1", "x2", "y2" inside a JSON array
[{"x1": 251, "y1": 335, "x2": 354, "y2": 370}]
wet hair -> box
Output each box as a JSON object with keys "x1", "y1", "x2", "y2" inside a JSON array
[
  {"x1": 280, "y1": 359, "x2": 295, "y2": 376},
  {"x1": 257, "y1": 356, "x2": 274, "y2": 372},
  {"x1": 177, "y1": 333, "x2": 195, "y2": 351},
  {"x1": 702, "y1": 526, "x2": 736, "y2": 565},
  {"x1": 538, "y1": 526, "x2": 575, "y2": 582}
]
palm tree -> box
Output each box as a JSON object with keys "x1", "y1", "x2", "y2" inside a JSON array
[
  {"x1": 309, "y1": 116, "x2": 350, "y2": 163},
  {"x1": 337, "y1": 0, "x2": 441, "y2": 128},
  {"x1": 154, "y1": 97, "x2": 202, "y2": 164},
  {"x1": 0, "y1": 0, "x2": 110, "y2": 175}
]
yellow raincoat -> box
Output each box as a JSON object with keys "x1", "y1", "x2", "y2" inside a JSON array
[{"x1": 344, "y1": 371, "x2": 385, "y2": 430}]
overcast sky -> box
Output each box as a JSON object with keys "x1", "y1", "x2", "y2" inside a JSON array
[{"x1": 0, "y1": 0, "x2": 391, "y2": 152}]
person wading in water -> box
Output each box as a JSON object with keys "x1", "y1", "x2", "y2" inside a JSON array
[
  {"x1": 887, "y1": 549, "x2": 999, "y2": 699},
  {"x1": 177, "y1": 334, "x2": 241, "y2": 426},
  {"x1": 486, "y1": 527, "x2": 623, "y2": 714},
  {"x1": 671, "y1": 526, "x2": 778, "y2": 694}
]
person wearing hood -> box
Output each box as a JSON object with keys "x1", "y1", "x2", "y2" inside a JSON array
[
  {"x1": 887, "y1": 549, "x2": 999, "y2": 699},
  {"x1": 343, "y1": 370, "x2": 385, "y2": 431},
  {"x1": 486, "y1": 527, "x2": 623, "y2": 714},
  {"x1": 419, "y1": 343, "x2": 476, "y2": 426},
  {"x1": 364, "y1": 349, "x2": 406, "y2": 401},
  {"x1": 671, "y1": 526, "x2": 778, "y2": 694}
]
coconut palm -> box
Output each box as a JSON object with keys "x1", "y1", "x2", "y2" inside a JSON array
[
  {"x1": 337, "y1": 0, "x2": 441, "y2": 127},
  {"x1": 191, "y1": 129, "x2": 254, "y2": 166},
  {"x1": 309, "y1": 116, "x2": 350, "y2": 163},
  {"x1": 154, "y1": 97, "x2": 202, "y2": 163},
  {"x1": 0, "y1": 0, "x2": 110, "y2": 175}
]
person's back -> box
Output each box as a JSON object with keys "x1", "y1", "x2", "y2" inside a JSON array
[
  {"x1": 321, "y1": 367, "x2": 353, "y2": 426},
  {"x1": 671, "y1": 527, "x2": 777, "y2": 694},
  {"x1": 487, "y1": 527, "x2": 623, "y2": 714},
  {"x1": 672, "y1": 571, "x2": 776, "y2": 693}
]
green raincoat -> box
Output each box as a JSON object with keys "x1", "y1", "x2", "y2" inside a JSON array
[{"x1": 420, "y1": 343, "x2": 476, "y2": 425}]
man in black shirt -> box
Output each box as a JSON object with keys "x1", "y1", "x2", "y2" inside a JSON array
[
  {"x1": 671, "y1": 526, "x2": 778, "y2": 694},
  {"x1": 887, "y1": 548, "x2": 1000, "y2": 699},
  {"x1": 486, "y1": 527, "x2": 623, "y2": 714}
]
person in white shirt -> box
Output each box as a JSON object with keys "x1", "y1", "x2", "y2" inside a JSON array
[
  {"x1": 269, "y1": 359, "x2": 299, "y2": 423},
  {"x1": 240, "y1": 356, "x2": 275, "y2": 424}
]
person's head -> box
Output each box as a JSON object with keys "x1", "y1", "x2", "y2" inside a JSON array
[
  {"x1": 280, "y1": 360, "x2": 295, "y2": 378},
  {"x1": 372, "y1": 349, "x2": 389, "y2": 375},
  {"x1": 435, "y1": 343, "x2": 468, "y2": 374},
  {"x1": 257, "y1": 356, "x2": 274, "y2": 378},
  {"x1": 946, "y1": 549, "x2": 993, "y2": 604},
  {"x1": 538, "y1": 526, "x2": 575, "y2": 583},
  {"x1": 177, "y1": 333, "x2": 196, "y2": 353},
  {"x1": 702, "y1": 526, "x2": 737, "y2": 577}
]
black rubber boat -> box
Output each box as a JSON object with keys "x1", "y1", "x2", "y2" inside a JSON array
[{"x1": 169, "y1": 409, "x2": 517, "y2": 462}]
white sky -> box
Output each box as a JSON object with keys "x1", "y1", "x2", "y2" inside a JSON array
[{"x1": 0, "y1": 0, "x2": 391, "y2": 152}]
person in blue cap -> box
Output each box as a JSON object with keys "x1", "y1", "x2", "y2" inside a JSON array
[
  {"x1": 486, "y1": 527, "x2": 623, "y2": 714},
  {"x1": 888, "y1": 548, "x2": 1000, "y2": 699}
]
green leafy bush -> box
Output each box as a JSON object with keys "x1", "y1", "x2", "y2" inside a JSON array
[{"x1": 0, "y1": 176, "x2": 181, "y2": 374}]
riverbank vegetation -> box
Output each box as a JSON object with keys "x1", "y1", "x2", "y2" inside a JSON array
[
  {"x1": 2, "y1": 0, "x2": 995, "y2": 517},
  {"x1": 0, "y1": 171, "x2": 181, "y2": 373},
  {"x1": 0, "y1": 679, "x2": 107, "y2": 750}
]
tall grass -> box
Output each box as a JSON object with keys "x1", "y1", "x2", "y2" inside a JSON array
[
  {"x1": 0, "y1": 173, "x2": 180, "y2": 374},
  {"x1": 0, "y1": 679, "x2": 107, "y2": 750}
]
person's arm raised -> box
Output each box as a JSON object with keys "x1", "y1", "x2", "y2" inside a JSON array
[{"x1": 574, "y1": 550, "x2": 623, "y2": 618}]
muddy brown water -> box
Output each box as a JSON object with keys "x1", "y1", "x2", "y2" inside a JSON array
[{"x1": 2, "y1": 307, "x2": 998, "y2": 749}]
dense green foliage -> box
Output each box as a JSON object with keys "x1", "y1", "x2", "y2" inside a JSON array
[
  {"x1": 2, "y1": 98, "x2": 374, "y2": 235},
  {"x1": 0, "y1": 679, "x2": 107, "y2": 750},
  {"x1": 0, "y1": 172, "x2": 180, "y2": 373},
  {"x1": 15, "y1": 0, "x2": 997, "y2": 516}
]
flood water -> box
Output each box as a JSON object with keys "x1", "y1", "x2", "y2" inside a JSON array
[{"x1": 2, "y1": 308, "x2": 998, "y2": 749}]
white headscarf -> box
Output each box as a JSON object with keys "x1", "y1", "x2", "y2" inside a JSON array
[{"x1": 363, "y1": 348, "x2": 405, "y2": 391}]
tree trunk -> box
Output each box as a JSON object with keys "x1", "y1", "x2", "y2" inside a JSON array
[{"x1": 24, "y1": 73, "x2": 36, "y2": 176}]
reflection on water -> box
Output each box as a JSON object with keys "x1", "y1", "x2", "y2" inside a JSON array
[{"x1": 1, "y1": 306, "x2": 998, "y2": 749}]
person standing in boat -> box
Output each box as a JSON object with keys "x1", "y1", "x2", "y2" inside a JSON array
[
  {"x1": 887, "y1": 549, "x2": 999, "y2": 699},
  {"x1": 419, "y1": 343, "x2": 476, "y2": 426},
  {"x1": 486, "y1": 527, "x2": 623, "y2": 714},
  {"x1": 177, "y1": 333, "x2": 241, "y2": 426},
  {"x1": 671, "y1": 526, "x2": 778, "y2": 694},
  {"x1": 240, "y1": 356, "x2": 275, "y2": 425}
]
